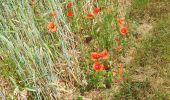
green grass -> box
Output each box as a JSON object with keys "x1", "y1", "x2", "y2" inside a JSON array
[
  {"x1": 0, "y1": 0, "x2": 170, "y2": 99},
  {"x1": 121, "y1": 3, "x2": 170, "y2": 100},
  {"x1": 130, "y1": 0, "x2": 170, "y2": 21},
  {"x1": 107, "y1": 0, "x2": 170, "y2": 99}
]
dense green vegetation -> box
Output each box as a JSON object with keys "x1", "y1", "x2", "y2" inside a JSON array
[{"x1": 0, "y1": 0, "x2": 170, "y2": 99}]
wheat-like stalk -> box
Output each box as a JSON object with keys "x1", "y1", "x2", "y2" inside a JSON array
[{"x1": 0, "y1": 0, "x2": 85, "y2": 99}]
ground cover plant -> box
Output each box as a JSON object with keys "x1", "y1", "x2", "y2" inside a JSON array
[{"x1": 0, "y1": 0, "x2": 170, "y2": 99}]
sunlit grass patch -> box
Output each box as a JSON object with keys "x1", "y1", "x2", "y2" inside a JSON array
[
  {"x1": 125, "y1": 13, "x2": 170, "y2": 99},
  {"x1": 130, "y1": 0, "x2": 170, "y2": 21}
]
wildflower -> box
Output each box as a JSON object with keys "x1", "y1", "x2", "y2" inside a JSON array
[
  {"x1": 47, "y1": 22, "x2": 57, "y2": 32},
  {"x1": 67, "y1": 10, "x2": 74, "y2": 17},
  {"x1": 93, "y1": 7, "x2": 100, "y2": 15},
  {"x1": 119, "y1": 27, "x2": 128, "y2": 35},
  {"x1": 118, "y1": 19, "x2": 125, "y2": 26},
  {"x1": 80, "y1": 27, "x2": 84, "y2": 31},
  {"x1": 90, "y1": 52, "x2": 99, "y2": 61},
  {"x1": 102, "y1": 65, "x2": 109, "y2": 70},
  {"x1": 112, "y1": 70, "x2": 117, "y2": 76},
  {"x1": 93, "y1": 62, "x2": 102, "y2": 71},
  {"x1": 50, "y1": 11, "x2": 56, "y2": 17},
  {"x1": 86, "y1": 13, "x2": 93, "y2": 19},
  {"x1": 119, "y1": 63, "x2": 124, "y2": 67},
  {"x1": 120, "y1": 77, "x2": 124, "y2": 81},
  {"x1": 67, "y1": 2, "x2": 73, "y2": 7},
  {"x1": 99, "y1": 50, "x2": 108, "y2": 60}
]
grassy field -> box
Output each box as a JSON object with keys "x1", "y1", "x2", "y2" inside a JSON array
[{"x1": 0, "y1": 0, "x2": 170, "y2": 99}]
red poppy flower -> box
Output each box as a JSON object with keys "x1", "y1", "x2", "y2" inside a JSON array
[
  {"x1": 119, "y1": 63, "x2": 124, "y2": 67},
  {"x1": 90, "y1": 52, "x2": 99, "y2": 61},
  {"x1": 50, "y1": 11, "x2": 56, "y2": 17},
  {"x1": 119, "y1": 27, "x2": 128, "y2": 35},
  {"x1": 99, "y1": 50, "x2": 108, "y2": 60},
  {"x1": 47, "y1": 22, "x2": 57, "y2": 32},
  {"x1": 67, "y1": 10, "x2": 74, "y2": 17},
  {"x1": 120, "y1": 77, "x2": 124, "y2": 81},
  {"x1": 93, "y1": 62, "x2": 102, "y2": 71},
  {"x1": 118, "y1": 19, "x2": 125, "y2": 26},
  {"x1": 86, "y1": 13, "x2": 93, "y2": 19},
  {"x1": 112, "y1": 70, "x2": 117, "y2": 76},
  {"x1": 67, "y1": 2, "x2": 73, "y2": 7},
  {"x1": 102, "y1": 65, "x2": 109, "y2": 70},
  {"x1": 93, "y1": 7, "x2": 100, "y2": 15}
]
